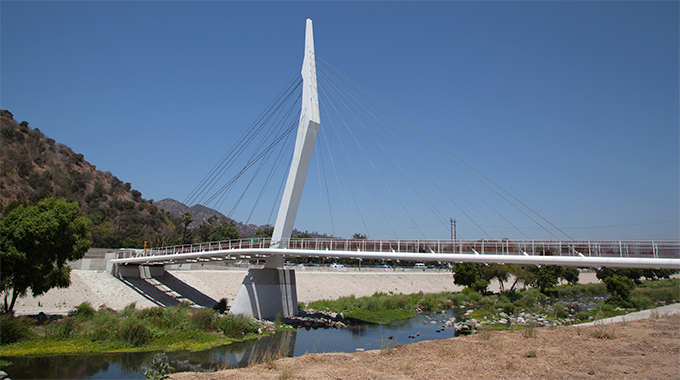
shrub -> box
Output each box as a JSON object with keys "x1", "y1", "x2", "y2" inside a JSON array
[
  {"x1": 604, "y1": 275, "x2": 635, "y2": 307},
  {"x1": 122, "y1": 302, "x2": 137, "y2": 317},
  {"x1": 0, "y1": 315, "x2": 34, "y2": 345},
  {"x1": 72, "y1": 302, "x2": 97, "y2": 321},
  {"x1": 48, "y1": 317, "x2": 79, "y2": 339},
  {"x1": 190, "y1": 309, "x2": 217, "y2": 332},
  {"x1": 213, "y1": 298, "x2": 228, "y2": 314},
  {"x1": 630, "y1": 293, "x2": 653, "y2": 310},
  {"x1": 119, "y1": 318, "x2": 152, "y2": 347},
  {"x1": 218, "y1": 314, "x2": 259, "y2": 339},
  {"x1": 142, "y1": 355, "x2": 174, "y2": 380}
]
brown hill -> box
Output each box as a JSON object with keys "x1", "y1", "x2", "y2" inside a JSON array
[
  {"x1": 154, "y1": 198, "x2": 263, "y2": 238},
  {"x1": 0, "y1": 109, "x2": 180, "y2": 248}
]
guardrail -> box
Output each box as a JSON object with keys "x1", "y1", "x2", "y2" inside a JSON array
[{"x1": 117, "y1": 238, "x2": 680, "y2": 260}]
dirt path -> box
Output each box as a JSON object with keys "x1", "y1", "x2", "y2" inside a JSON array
[{"x1": 171, "y1": 313, "x2": 680, "y2": 380}]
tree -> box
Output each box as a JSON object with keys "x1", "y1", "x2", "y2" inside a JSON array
[
  {"x1": 1, "y1": 198, "x2": 92, "y2": 312},
  {"x1": 181, "y1": 212, "x2": 193, "y2": 244},
  {"x1": 208, "y1": 225, "x2": 239, "y2": 242},
  {"x1": 561, "y1": 267, "x2": 580, "y2": 285},
  {"x1": 293, "y1": 233, "x2": 312, "y2": 238},
  {"x1": 256, "y1": 226, "x2": 274, "y2": 238},
  {"x1": 531, "y1": 266, "x2": 565, "y2": 293},
  {"x1": 452, "y1": 263, "x2": 489, "y2": 293},
  {"x1": 604, "y1": 274, "x2": 635, "y2": 307},
  {"x1": 352, "y1": 233, "x2": 367, "y2": 239}
]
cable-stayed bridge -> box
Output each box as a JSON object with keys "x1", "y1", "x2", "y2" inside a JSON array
[
  {"x1": 114, "y1": 237, "x2": 679, "y2": 269},
  {"x1": 112, "y1": 19, "x2": 679, "y2": 319}
]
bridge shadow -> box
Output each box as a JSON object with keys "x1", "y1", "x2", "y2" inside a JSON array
[{"x1": 118, "y1": 272, "x2": 218, "y2": 308}]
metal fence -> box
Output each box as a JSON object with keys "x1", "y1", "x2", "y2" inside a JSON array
[{"x1": 117, "y1": 238, "x2": 679, "y2": 260}]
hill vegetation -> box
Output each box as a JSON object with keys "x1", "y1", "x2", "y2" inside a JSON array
[
  {"x1": 0, "y1": 110, "x2": 330, "y2": 249},
  {"x1": 1, "y1": 110, "x2": 189, "y2": 248}
]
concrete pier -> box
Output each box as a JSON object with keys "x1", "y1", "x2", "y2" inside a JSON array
[{"x1": 229, "y1": 268, "x2": 298, "y2": 319}]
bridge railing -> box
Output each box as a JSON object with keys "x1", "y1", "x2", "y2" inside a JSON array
[{"x1": 117, "y1": 238, "x2": 679, "y2": 260}]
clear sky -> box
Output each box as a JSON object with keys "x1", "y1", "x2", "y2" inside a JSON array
[{"x1": 2, "y1": 1, "x2": 678, "y2": 241}]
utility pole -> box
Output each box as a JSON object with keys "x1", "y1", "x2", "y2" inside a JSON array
[
  {"x1": 450, "y1": 218, "x2": 453, "y2": 240},
  {"x1": 453, "y1": 218, "x2": 457, "y2": 241}
]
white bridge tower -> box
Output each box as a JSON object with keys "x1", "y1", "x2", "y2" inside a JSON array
[
  {"x1": 271, "y1": 18, "x2": 320, "y2": 250},
  {"x1": 230, "y1": 19, "x2": 319, "y2": 318}
]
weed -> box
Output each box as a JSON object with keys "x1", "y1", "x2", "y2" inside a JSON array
[
  {"x1": 122, "y1": 302, "x2": 137, "y2": 317},
  {"x1": 477, "y1": 325, "x2": 494, "y2": 341},
  {"x1": 142, "y1": 354, "x2": 174, "y2": 380},
  {"x1": 650, "y1": 309, "x2": 660, "y2": 319},
  {"x1": 218, "y1": 314, "x2": 259, "y2": 339},
  {"x1": 400, "y1": 358, "x2": 412, "y2": 373},
  {"x1": 0, "y1": 315, "x2": 34, "y2": 345},
  {"x1": 380, "y1": 336, "x2": 395, "y2": 355},
  {"x1": 251, "y1": 342, "x2": 288, "y2": 368},
  {"x1": 591, "y1": 321, "x2": 616, "y2": 340},
  {"x1": 522, "y1": 320, "x2": 536, "y2": 339},
  {"x1": 72, "y1": 302, "x2": 97, "y2": 321},
  {"x1": 47, "y1": 317, "x2": 78, "y2": 339},
  {"x1": 278, "y1": 367, "x2": 295, "y2": 380},
  {"x1": 190, "y1": 309, "x2": 217, "y2": 332},
  {"x1": 119, "y1": 318, "x2": 152, "y2": 347},
  {"x1": 525, "y1": 349, "x2": 537, "y2": 358}
]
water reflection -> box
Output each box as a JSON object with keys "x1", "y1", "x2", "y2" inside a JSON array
[
  {"x1": 4, "y1": 310, "x2": 459, "y2": 379},
  {"x1": 4, "y1": 331, "x2": 297, "y2": 379}
]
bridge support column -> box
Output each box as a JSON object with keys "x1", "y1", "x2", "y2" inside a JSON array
[
  {"x1": 229, "y1": 268, "x2": 298, "y2": 319},
  {"x1": 113, "y1": 264, "x2": 165, "y2": 278}
]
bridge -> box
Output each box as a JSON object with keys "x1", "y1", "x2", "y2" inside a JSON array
[{"x1": 111, "y1": 19, "x2": 680, "y2": 319}]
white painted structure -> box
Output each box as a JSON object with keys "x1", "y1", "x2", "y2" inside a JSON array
[
  {"x1": 271, "y1": 18, "x2": 320, "y2": 250},
  {"x1": 228, "y1": 19, "x2": 321, "y2": 318}
]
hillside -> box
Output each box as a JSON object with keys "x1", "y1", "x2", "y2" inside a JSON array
[
  {"x1": 154, "y1": 198, "x2": 262, "y2": 238},
  {"x1": 0, "y1": 109, "x2": 181, "y2": 248},
  {"x1": 1, "y1": 110, "x2": 332, "y2": 247}
]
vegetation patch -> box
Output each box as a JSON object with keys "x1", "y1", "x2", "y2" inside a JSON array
[{"x1": 0, "y1": 302, "x2": 267, "y2": 357}]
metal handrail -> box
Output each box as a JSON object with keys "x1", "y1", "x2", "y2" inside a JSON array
[{"x1": 118, "y1": 238, "x2": 680, "y2": 260}]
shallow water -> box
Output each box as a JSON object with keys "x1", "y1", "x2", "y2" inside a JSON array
[{"x1": 3, "y1": 309, "x2": 462, "y2": 379}]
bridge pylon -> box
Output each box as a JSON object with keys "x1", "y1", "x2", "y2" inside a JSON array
[{"x1": 230, "y1": 19, "x2": 319, "y2": 318}]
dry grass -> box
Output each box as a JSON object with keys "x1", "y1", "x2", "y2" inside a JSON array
[{"x1": 170, "y1": 315, "x2": 680, "y2": 380}]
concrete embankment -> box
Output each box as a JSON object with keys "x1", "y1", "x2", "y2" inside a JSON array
[{"x1": 9, "y1": 264, "x2": 600, "y2": 316}]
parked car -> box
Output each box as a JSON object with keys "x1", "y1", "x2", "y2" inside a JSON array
[
  {"x1": 414, "y1": 263, "x2": 426, "y2": 270},
  {"x1": 330, "y1": 263, "x2": 345, "y2": 270},
  {"x1": 375, "y1": 263, "x2": 391, "y2": 268}
]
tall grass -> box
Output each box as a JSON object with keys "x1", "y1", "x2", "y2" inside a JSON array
[{"x1": 1, "y1": 304, "x2": 264, "y2": 356}]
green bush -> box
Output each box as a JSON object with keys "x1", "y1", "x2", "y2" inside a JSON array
[
  {"x1": 514, "y1": 289, "x2": 546, "y2": 310},
  {"x1": 218, "y1": 314, "x2": 259, "y2": 339},
  {"x1": 72, "y1": 302, "x2": 97, "y2": 321},
  {"x1": 119, "y1": 318, "x2": 152, "y2": 347},
  {"x1": 213, "y1": 298, "x2": 228, "y2": 314},
  {"x1": 87, "y1": 310, "x2": 119, "y2": 342},
  {"x1": 0, "y1": 315, "x2": 34, "y2": 345},
  {"x1": 632, "y1": 280, "x2": 679, "y2": 304},
  {"x1": 604, "y1": 275, "x2": 635, "y2": 307},
  {"x1": 122, "y1": 302, "x2": 137, "y2": 317},
  {"x1": 48, "y1": 317, "x2": 79, "y2": 339},
  {"x1": 190, "y1": 309, "x2": 217, "y2": 332},
  {"x1": 498, "y1": 302, "x2": 515, "y2": 315},
  {"x1": 630, "y1": 293, "x2": 653, "y2": 310}
]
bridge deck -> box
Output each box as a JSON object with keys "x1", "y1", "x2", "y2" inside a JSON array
[{"x1": 111, "y1": 238, "x2": 680, "y2": 269}]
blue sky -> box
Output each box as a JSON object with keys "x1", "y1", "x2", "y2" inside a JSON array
[{"x1": 2, "y1": 1, "x2": 678, "y2": 241}]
